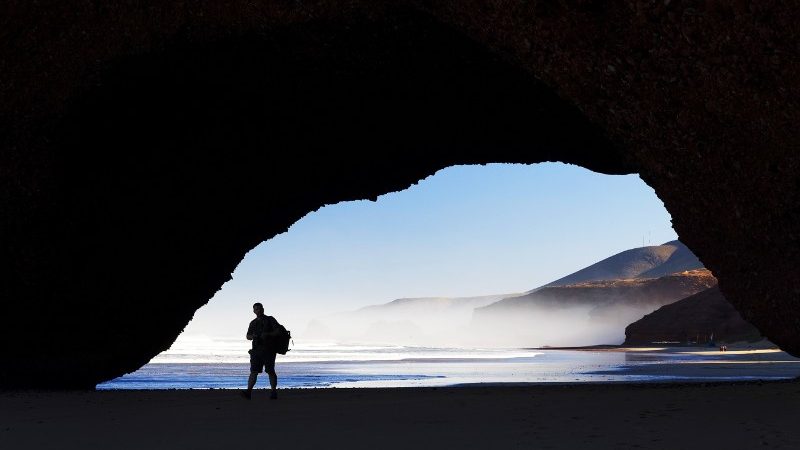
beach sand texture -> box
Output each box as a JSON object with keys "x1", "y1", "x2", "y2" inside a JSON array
[{"x1": 2, "y1": 381, "x2": 800, "y2": 450}]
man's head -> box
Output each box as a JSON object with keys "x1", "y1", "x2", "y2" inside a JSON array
[{"x1": 253, "y1": 302, "x2": 264, "y2": 316}]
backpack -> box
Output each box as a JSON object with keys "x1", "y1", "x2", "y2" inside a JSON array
[
  {"x1": 274, "y1": 323, "x2": 292, "y2": 355},
  {"x1": 267, "y1": 316, "x2": 292, "y2": 355}
]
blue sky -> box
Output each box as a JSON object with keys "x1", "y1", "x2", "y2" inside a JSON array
[{"x1": 180, "y1": 162, "x2": 678, "y2": 337}]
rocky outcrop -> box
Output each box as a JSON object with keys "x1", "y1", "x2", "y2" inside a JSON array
[
  {"x1": 1, "y1": 2, "x2": 797, "y2": 387},
  {"x1": 624, "y1": 287, "x2": 763, "y2": 345}
]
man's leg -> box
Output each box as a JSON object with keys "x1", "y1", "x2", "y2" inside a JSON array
[
  {"x1": 242, "y1": 353, "x2": 262, "y2": 399},
  {"x1": 248, "y1": 372, "x2": 258, "y2": 392},
  {"x1": 266, "y1": 352, "x2": 278, "y2": 399}
]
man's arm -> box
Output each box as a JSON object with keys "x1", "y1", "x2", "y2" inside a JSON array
[{"x1": 246, "y1": 321, "x2": 255, "y2": 340}]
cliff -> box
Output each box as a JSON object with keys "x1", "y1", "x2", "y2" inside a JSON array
[{"x1": 624, "y1": 287, "x2": 763, "y2": 345}]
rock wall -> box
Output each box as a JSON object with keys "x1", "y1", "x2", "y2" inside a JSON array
[
  {"x1": 1, "y1": 1, "x2": 798, "y2": 387},
  {"x1": 624, "y1": 287, "x2": 763, "y2": 345}
]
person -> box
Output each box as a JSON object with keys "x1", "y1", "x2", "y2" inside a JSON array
[{"x1": 241, "y1": 302, "x2": 282, "y2": 400}]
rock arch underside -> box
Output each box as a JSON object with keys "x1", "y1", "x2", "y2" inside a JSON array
[{"x1": 1, "y1": 1, "x2": 798, "y2": 388}]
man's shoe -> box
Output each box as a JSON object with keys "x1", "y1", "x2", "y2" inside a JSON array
[
  {"x1": 240, "y1": 390, "x2": 252, "y2": 400},
  {"x1": 269, "y1": 391, "x2": 278, "y2": 400}
]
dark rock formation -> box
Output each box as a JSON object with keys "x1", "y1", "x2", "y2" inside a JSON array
[
  {"x1": 624, "y1": 287, "x2": 763, "y2": 346},
  {"x1": 1, "y1": 2, "x2": 798, "y2": 387}
]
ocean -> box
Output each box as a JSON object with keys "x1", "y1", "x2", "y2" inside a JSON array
[{"x1": 96, "y1": 338, "x2": 800, "y2": 389}]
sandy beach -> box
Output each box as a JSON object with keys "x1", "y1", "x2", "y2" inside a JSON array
[{"x1": 2, "y1": 380, "x2": 800, "y2": 450}]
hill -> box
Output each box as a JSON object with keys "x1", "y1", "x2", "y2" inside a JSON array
[
  {"x1": 472, "y1": 269, "x2": 718, "y2": 346},
  {"x1": 305, "y1": 241, "x2": 709, "y2": 347},
  {"x1": 356, "y1": 294, "x2": 518, "y2": 315},
  {"x1": 541, "y1": 240, "x2": 703, "y2": 288},
  {"x1": 302, "y1": 293, "x2": 520, "y2": 345},
  {"x1": 481, "y1": 269, "x2": 717, "y2": 317}
]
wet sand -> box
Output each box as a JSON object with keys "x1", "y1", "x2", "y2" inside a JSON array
[
  {"x1": 584, "y1": 348, "x2": 800, "y2": 380},
  {"x1": 2, "y1": 381, "x2": 800, "y2": 449}
]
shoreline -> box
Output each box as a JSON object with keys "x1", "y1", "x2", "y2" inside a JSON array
[
  {"x1": 96, "y1": 346, "x2": 800, "y2": 390},
  {"x1": 530, "y1": 342, "x2": 781, "y2": 352}
]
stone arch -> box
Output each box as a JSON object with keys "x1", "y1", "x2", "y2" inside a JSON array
[{"x1": 1, "y1": 4, "x2": 798, "y2": 388}]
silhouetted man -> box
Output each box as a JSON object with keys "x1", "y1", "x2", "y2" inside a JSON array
[{"x1": 242, "y1": 302, "x2": 281, "y2": 400}]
